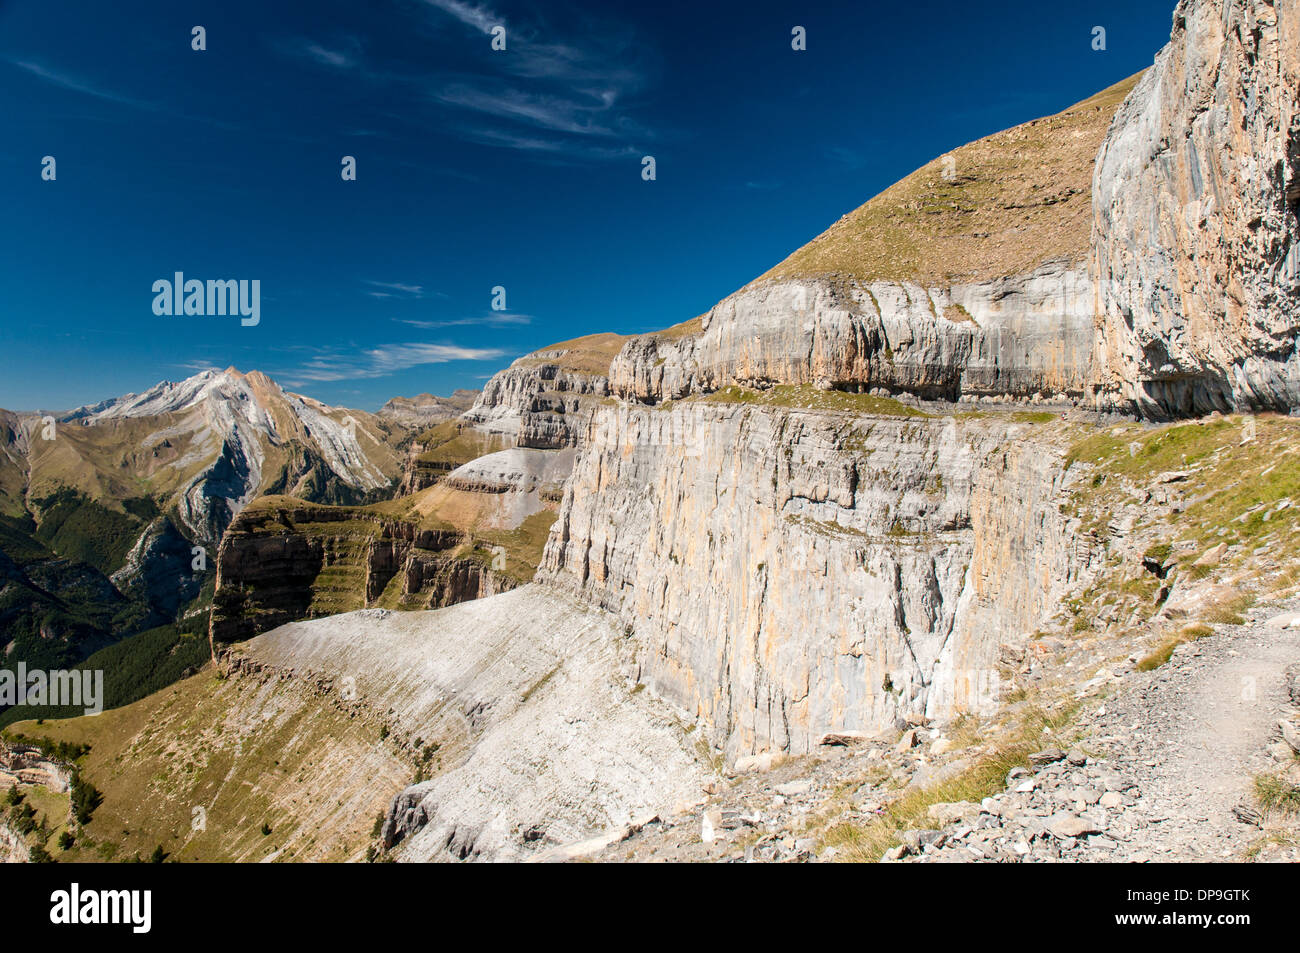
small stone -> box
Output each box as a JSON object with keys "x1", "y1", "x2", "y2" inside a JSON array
[
  {"x1": 1030, "y1": 748, "x2": 1066, "y2": 767},
  {"x1": 895, "y1": 728, "x2": 921, "y2": 753},
  {"x1": 1049, "y1": 814, "x2": 1103, "y2": 839},
  {"x1": 1279, "y1": 720, "x2": 1300, "y2": 755},
  {"x1": 927, "y1": 800, "x2": 979, "y2": 826},
  {"x1": 1193, "y1": 542, "x2": 1227, "y2": 566},
  {"x1": 1099, "y1": 791, "x2": 1125, "y2": 809},
  {"x1": 776, "y1": 779, "x2": 812, "y2": 797},
  {"x1": 817, "y1": 730, "x2": 873, "y2": 747},
  {"x1": 1066, "y1": 750, "x2": 1088, "y2": 766},
  {"x1": 1269, "y1": 742, "x2": 1295, "y2": 762},
  {"x1": 733, "y1": 752, "x2": 781, "y2": 774},
  {"x1": 701, "y1": 811, "x2": 721, "y2": 843},
  {"x1": 917, "y1": 829, "x2": 946, "y2": 849},
  {"x1": 1232, "y1": 803, "x2": 1263, "y2": 827}
]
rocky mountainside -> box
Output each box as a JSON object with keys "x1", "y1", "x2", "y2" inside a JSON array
[
  {"x1": 0, "y1": 367, "x2": 411, "y2": 674},
  {"x1": 7, "y1": 0, "x2": 1300, "y2": 866},
  {"x1": 538, "y1": 395, "x2": 1091, "y2": 759},
  {"x1": 464, "y1": 332, "x2": 624, "y2": 448},
  {"x1": 50, "y1": 367, "x2": 405, "y2": 542},
  {"x1": 613, "y1": 2, "x2": 1300, "y2": 420}
]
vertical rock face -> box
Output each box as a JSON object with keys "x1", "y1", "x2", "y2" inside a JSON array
[
  {"x1": 464, "y1": 333, "x2": 626, "y2": 449},
  {"x1": 610, "y1": 266, "x2": 1097, "y2": 404},
  {"x1": 1092, "y1": 0, "x2": 1300, "y2": 416},
  {"x1": 538, "y1": 402, "x2": 1092, "y2": 758},
  {"x1": 466, "y1": 363, "x2": 610, "y2": 448},
  {"x1": 208, "y1": 504, "x2": 517, "y2": 645}
]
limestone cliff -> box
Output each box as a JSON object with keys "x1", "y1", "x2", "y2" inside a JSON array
[
  {"x1": 611, "y1": 263, "x2": 1096, "y2": 404},
  {"x1": 537, "y1": 396, "x2": 1097, "y2": 758},
  {"x1": 465, "y1": 332, "x2": 624, "y2": 448},
  {"x1": 613, "y1": 2, "x2": 1300, "y2": 419},
  {"x1": 1091, "y1": 0, "x2": 1300, "y2": 415}
]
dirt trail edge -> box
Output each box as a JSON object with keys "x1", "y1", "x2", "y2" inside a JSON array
[{"x1": 1083, "y1": 606, "x2": 1300, "y2": 861}]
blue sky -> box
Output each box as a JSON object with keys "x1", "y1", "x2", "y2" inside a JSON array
[{"x1": 0, "y1": 0, "x2": 1175, "y2": 411}]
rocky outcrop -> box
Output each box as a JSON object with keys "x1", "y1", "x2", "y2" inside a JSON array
[
  {"x1": 0, "y1": 743, "x2": 71, "y2": 793},
  {"x1": 608, "y1": 2, "x2": 1300, "y2": 419},
  {"x1": 209, "y1": 504, "x2": 516, "y2": 645},
  {"x1": 0, "y1": 823, "x2": 30, "y2": 863},
  {"x1": 611, "y1": 264, "x2": 1095, "y2": 404},
  {"x1": 1091, "y1": 0, "x2": 1300, "y2": 416},
  {"x1": 465, "y1": 334, "x2": 624, "y2": 449},
  {"x1": 110, "y1": 517, "x2": 203, "y2": 618},
  {"x1": 467, "y1": 363, "x2": 609, "y2": 449},
  {"x1": 378, "y1": 390, "x2": 479, "y2": 428},
  {"x1": 537, "y1": 401, "x2": 1096, "y2": 759}
]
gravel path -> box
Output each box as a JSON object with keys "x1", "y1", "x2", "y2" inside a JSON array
[{"x1": 1085, "y1": 609, "x2": 1300, "y2": 861}]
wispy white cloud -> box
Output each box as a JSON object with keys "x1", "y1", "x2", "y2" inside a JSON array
[
  {"x1": 302, "y1": 42, "x2": 357, "y2": 69},
  {"x1": 9, "y1": 59, "x2": 159, "y2": 111},
  {"x1": 394, "y1": 312, "x2": 532, "y2": 329},
  {"x1": 277, "y1": 4, "x2": 656, "y2": 162},
  {"x1": 460, "y1": 126, "x2": 638, "y2": 160},
  {"x1": 363, "y1": 280, "x2": 429, "y2": 299},
  {"x1": 436, "y1": 84, "x2": 618, "y2": 136},
  {"x1": 825, "y1": 146, "x2": 869, "y2": 170},
  {"x1": 281, "y1": 343, "x2": 506, "y2": 384},
  {"x1": 416, "y1": 3, "x2": 654, "y2": 159},
  {"x1": 422, "y1": 0, "x2": 500, "y2": 34}
]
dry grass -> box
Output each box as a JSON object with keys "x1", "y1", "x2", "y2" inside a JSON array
[
  {"x1": 756, "y1": 73, "x2": 1143, "y2": 286},
  {"x1": 514, "y1": 332, "x2": 628, "y2": 377},
  {"x1": 818, "y1": 704, "x2": 1076, "y2": 861},
  {"x1": 698, "y1": 384, "x2": 932, "y2": 417},
  {"x1": 5, "y1": 670, "x2": 410, "y2": 862},
  {"x1": 651, "y1": 316, "x2": 704, "y2": 342},
  {"x1": 1254, "y1": 775, "x2": 1300, "y2": 814},
  {"x1": 1135, "y1": 623, "x2": 1215, "y2": 672}
]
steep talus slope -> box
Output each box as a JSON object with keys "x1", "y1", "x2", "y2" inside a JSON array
[
  {"x1": 538, "y1": 394, "x2": 1095, "y2": 758},
  {"x1": 243, "y1": 588, "x2": 707, "y2": 862},
  {"x1": 1092, "y1": 0, "x2": 1300, "y2": 415},
  {"x1": 610, "y1": 76, "x2": 1142, "y2": 405}
]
